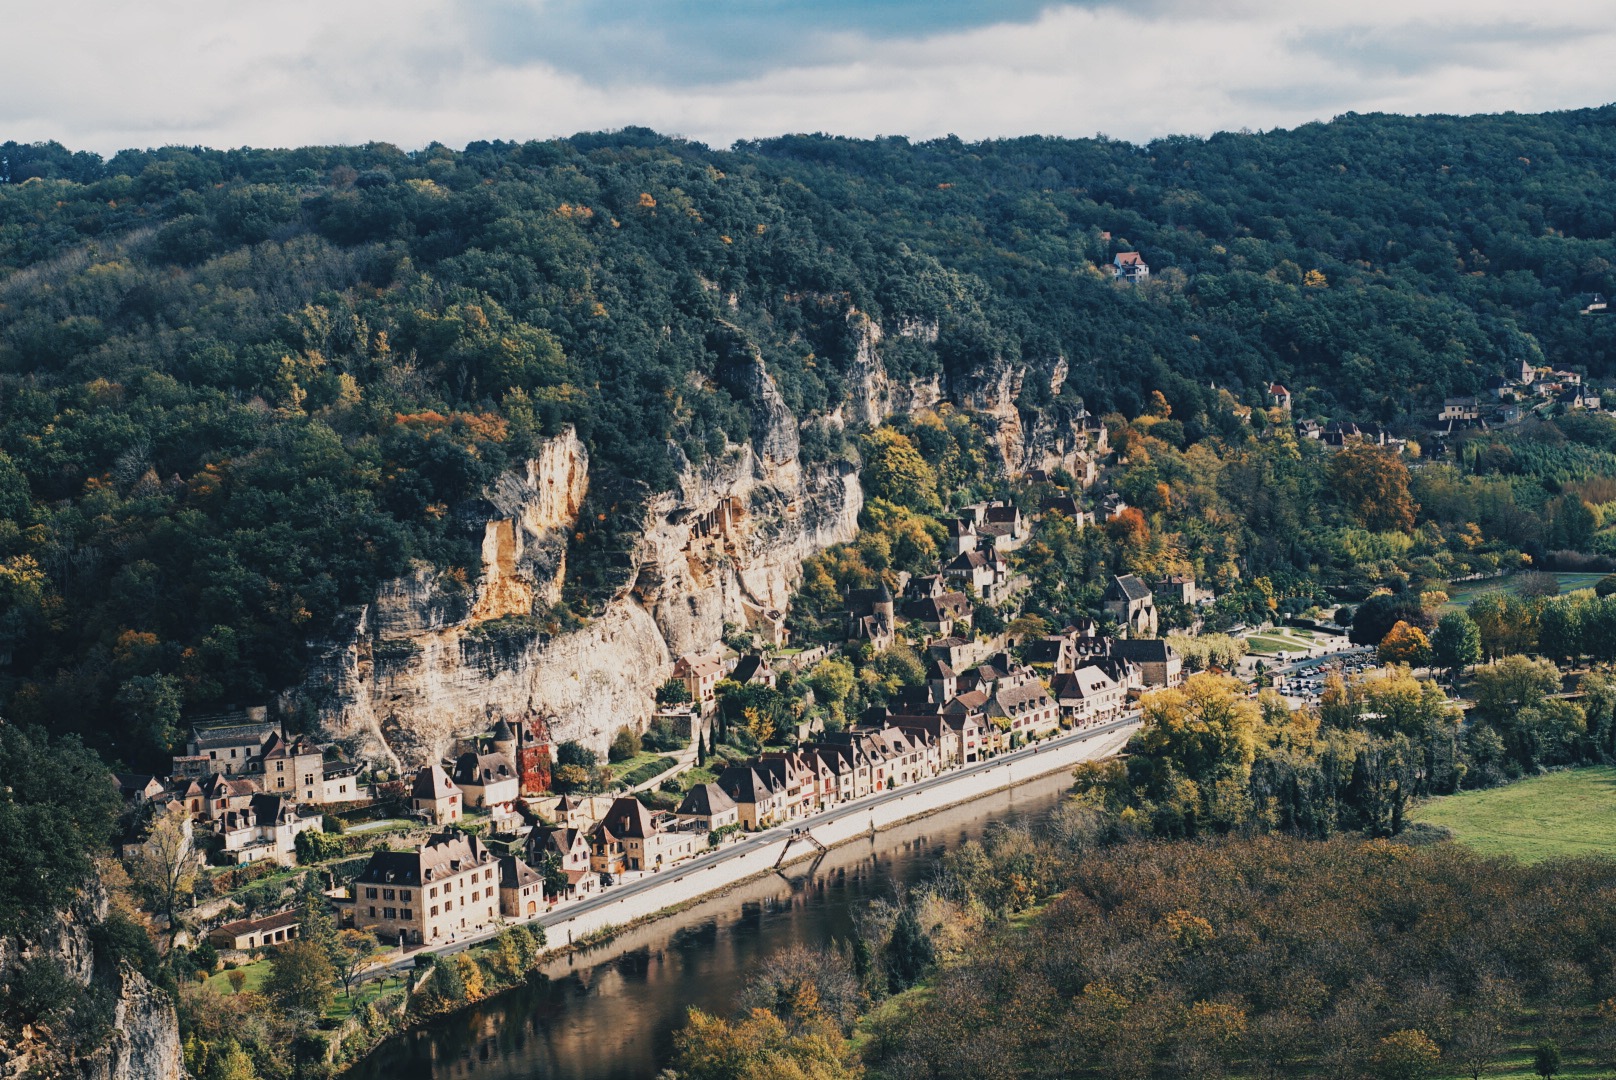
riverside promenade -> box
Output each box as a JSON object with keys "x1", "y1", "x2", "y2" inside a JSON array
[{"x1": 369, "y1": 712, "x2": 1139, "y2": 978}]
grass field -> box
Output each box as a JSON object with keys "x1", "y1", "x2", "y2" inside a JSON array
[
  {"x1": 1408, "y1": 766, "x2": 1616, "y2": 861},
  {"x1": 1443, "y1": 572, "x2": 1606, "y2": 611},
  {"x1": 1242, "y1": 627, "x2": 1320, "y2": 656}
]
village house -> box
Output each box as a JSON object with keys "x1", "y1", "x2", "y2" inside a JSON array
[
  {"x1": 974, "y1": 502, "x2": 1027, "y2": 551},
  {"x1": 1153, "y1": 575, "x2": 1200, "y2": 606},
  {"x1": 256, "y1": 731, "x2": 325, "y2": 802},
  {"x1": 114, "y1": 773, "x2": 169, "y2": 804},
  {"x1": 410, "y1": 764, "x2": 463, "y2": 825},
  {"x1": 1268, "y1": 383, "x2": 1292, "y2": 414},
  {"x1": 675, "y1": 782, "x2": 740, "y2": 833},
  {"x1": 594, "y1": 796, "x2": 702, "y2": 872},
  {"x1": 1438, "y1": 396, "x2": 1481, "y2": 427},
  {"x1": 353, "y1": 829, "x2": 499, "y2": 946},
  {"x1": 674, "y1": 653, "x2": 726, "y2": 713},
  {"x1": 1111, "y1": 638, "x2": 1184, "y2": 689},
  {"x1": 214, "y1": 794, "x2": 323, "y2": 865},
  {"x1": 1112, "y1": 251, "x2": 1150, "y2": 282},
  {"x1": 173, "y1": 714, "x2": 281, "y2": 779},
  {"x1": 497, "y1": 855, "x2": 544, "y2": 920},
  {"x1": 1104, "y1": 574, "x2": 1158, "y2": 637},
  {"x1": 1022, "y1": 634, "x2": 1079, "y2": 674},
  {"x1": 943, "y1": 547, "x2": 1010, "y2": 602},
  {"x1": 986, "y1": 678, "x2": 1060, "y2": 740},
  {"x1": 905, "y1": 590, "x2": 973, "y2": 639},
  {"x1": 945, "y1": 517, "x2": 979, "y2": 557},
  {"x1": 843, "y1": 582, "x2": 897, "y2": 651},
  {"x1": 1101, "y1": 493, "x2": 1129, "y2": 520},
  {"x1": 1295, "y1": 419, "x2": 1323, "y2": 440},
  {"x1": 199, "y1": 773, "x2": 259, "y2": 822},
  {"x1": 729, "y1": 653, "x2": 777, "y2": 689},
  {"x1": 1560, "y1": 386, "x2": 1602, "y2": 411},
  {"x1": 208, "y1": 909, "x2": 300, "y2": 952},
  {"x1": 451, "y1": 751, "x2": 520, "y2": 809},
  {"x1": 716, "y1": 764, "x2": 787, "y2": 829},
  {"x1": 525, "y1": 824, "x2": 596, "y2": 901},
  {"x1": 1051, "y1": 663, "x2": 1126, "y2": 726},
  {"x1": 320, "y1": 760, "x2": 364, "y2": 803}
]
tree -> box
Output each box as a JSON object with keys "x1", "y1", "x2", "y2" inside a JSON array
[
  {"x1": 884, "y1": 907, "x2": 935, "y2": 993},
  {"x1": 656, "y1": 678, "x2": 691, "y2": 706},
  {"x1": 263, "y1": 938, "x2": 335, "y2": 1014},
  {"x1": 1378, "y1": 621, "x2": 1431, "y2": 666},
  {"x1": 863, "y1": 427, "x2": 940, "y2": 513},
  {"x1": 555, "y1": 740, "x2": 598, "y2": 769},
  {"x1": 1350, "y1": 594, "x2": 1434, "y2": 647},
  {"x1": 332, "y1": 928, "x2": 381, "y2": 1002},
  {"x1": 1331, "y1": 444, "x2": 1418, "y2": 532},
  {"x1": 1372, "y1": 1029, "x2": 1440, "y2": 1080},
  {"x1": 1449, "y1": 975, "x2": 1519, "y2": 1080},
  {"x1": 1533, "y1": 1040, "x2": 1562, "y2": 1078},
  {"x1": 1537, "y1": 597, "x2": 1584, "y2": 663},
  {"x1": 1431, "y1": 611, "x2": 1482, "y2": 683},
  {"x1": 226, "y1": 969, "x2": 248, "y2": 994},
  {"x1": 127, "y1": 807, "x2": 200, "y2": 936},
  {"x1": 609, "y1": 725, "x2": 641, "y2": 762}
]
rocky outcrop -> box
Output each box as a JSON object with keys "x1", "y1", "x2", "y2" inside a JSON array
[
  {"x1": 296, "y1": 361, "x2": 863, "y2": 762},
  {"x1": 0, "y1": 883, "x2": 183, "y2": 1080},
  {"x1": 295, "y1": 317, "x2": 1087, "y2": 764}
]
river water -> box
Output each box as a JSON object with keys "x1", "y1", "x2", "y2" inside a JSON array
[{"x1": 346, "y1": 767, "x2": 1077, "y2": 1080}]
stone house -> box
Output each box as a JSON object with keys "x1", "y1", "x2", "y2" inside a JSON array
[
  {"x1": 716, "y1": 765, "x2": 787, "y2": 829},
  {"x1": 1051, "y1": 664, "x2": 1125, "y2": 726},
  {"x1": 1111, "y1": 638, "x2": 1184, "y2": 688},
  {"x1": 592, "y1": 797, "x2": 701, "y2": 872},
  {"x1": 1268, "y1": 383, "x2": 1292, "y2": 414},
  {"x1": 674, "y1": 653, "x2": 726, "y2": 713},
  {"x1": 175, "y1": 715, "x2": 280, "y2": 778},
  {"x1": 525, "y1": 825, "x2": 596, "y2": 901},
  {"x1": 353, "y1": 829, "x2": 499, "y2": 947},
  {"x1": 208, "y1": 909, "x2": 300, "y2": 951},
  {"x1": 729, "y1": 653, "x2": 777, "y2": 689},
  {"x1": 986, "y1": 678, "x2": 1060, "y2": 740},
  {"x1": 843, "y1": 582, "x2": 897, "y2": 652},
  {"x1": 905, "y1": 591, "x2": 973, "y2": 639},
  {"x1": 215, "y1": 794, "x2": 323, "y2": 865},
  {"x1": 498, "y1": 855, "x2": 544, "y2": 920},
  {"x1": 257, "y1": 732, "x2": 325, "y2": 802},
  {"x1": 1104, "y1": 574, "x2": 1157, "y2": 637},
  {"x1": 675, "y1": 782, "x2": 739, "y2": 833},
  {"x1": 451, "y1": 751, "x2": 520, "y2": 809},
  {"x1": 410, "y1": 764, "x2": 463, "y2": 825}
]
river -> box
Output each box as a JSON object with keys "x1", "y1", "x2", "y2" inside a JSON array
[{"x1": 346, "y1": 767, "x2": 1078, "y2": 1080}]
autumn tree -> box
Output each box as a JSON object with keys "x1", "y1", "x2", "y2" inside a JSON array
[
  {"x1": 332, "y1": 928, "x2": 381, "y2": 1002},
  {"x1": 1378, "y1": 621, "x2": 1431, "y2": 666},
  {"x1": 1331, "y1": 444, "x2": 1418, "y2": 532},
  {"x1": 127, "y1": 807, "x2": 200, "y2": 936},
  {"x1": 863, "y1": 427, "x2": 939, "y2": 513}
]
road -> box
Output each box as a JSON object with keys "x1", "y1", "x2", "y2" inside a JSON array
[{"x1": 360, "y1": 711, "x2": 1141, "y2": 982}]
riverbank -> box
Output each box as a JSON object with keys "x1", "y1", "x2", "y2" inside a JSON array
[
  {"x1": 334, "y1": 717, "x2": 1137, "y2": 1075},
  {"x1": 346, "y1": 760, "x2": 1094, "y2": 1079}
]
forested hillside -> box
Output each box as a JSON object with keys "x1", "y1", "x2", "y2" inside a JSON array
[{"x1": 3, "y1": 108, "x2": 1616, "y2": 769}]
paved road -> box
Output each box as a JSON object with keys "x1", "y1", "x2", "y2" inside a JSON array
[{"x1": 360, "y1": 711, "x2": 1141, "y2": 982}]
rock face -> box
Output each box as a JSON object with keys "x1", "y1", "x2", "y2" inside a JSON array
[
  {"x1": 294, "y1": 318, "x2": 1089, "y2": 764},
  {"x1": 0, "y1": 884, "x2": 183, "y2": 1080},
  {"x1": 296, "y1": 364, "x2": 863, "y2": 763}
]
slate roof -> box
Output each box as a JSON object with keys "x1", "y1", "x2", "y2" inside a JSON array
[
  {"x1": 411, "y1": 763, "x2": 459, "y2": 801},
  {"x1": 499, "y1": 855, "x2": 543, "y2": 890},
  {"x1": 452, "y1": 752, "x2": 515, "y2": 788},
  {"x1": 1112, "y1": 638, "x2": 1176, "y2": 663},
  {"x1": 676, "y1": 782, "x2": 737, "y2": 818},
  {"x1": 1106, "y1": 574, "x2": 1153, "y2": 603}
]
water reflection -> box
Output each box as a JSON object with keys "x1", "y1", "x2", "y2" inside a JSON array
[{"x1": 348, "y1": 769, "x2": 1073, "y2": 1080}]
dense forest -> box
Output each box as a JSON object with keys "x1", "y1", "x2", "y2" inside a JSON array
[{"x1": 4, "y1": 111, "x2": 1616, "y2": 769}]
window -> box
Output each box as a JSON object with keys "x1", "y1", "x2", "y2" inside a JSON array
[
  {"x1": 304, "y1": 774, "x2": 314, "y2": 786},
  {"x1": 383, "y1": 889, "x2": 395, "y2": 901},
  {"x1": 430, "y1": 887, "x2": 438, "y2": 898},
  {"x1": 230, "y1": 749, "x2": 237, "y2": 758},
  {"x1": 383, "y1": 907, "x2": 397, "y2": 920},
  {"x1": 401, "y1": 890, "x2": 412, "y2": 902},
  {"x1": 430, "y1": 906, "x2": 439, "y2": 917},
  {"x1": 445, "y1": 900, "x2": 453, "y2": 911},
  {"x1": 276, "y1": 761, "x2": 284, "y2": 772},
  {"x1": 471, "y1": 890, "x2": 479, "y2": 902},
  {"x1": 485, "y1": 868, "x2": 493, "y2": 881},
  {"x1": 365, "y1": 888, "x2": 378, "y2": 899},
  {"x1": 368, "y1": 906, "x2": 376, "y2": 917},
  {"x1": 276, "y1": 777, "x2": 285, "y2": 789},
  {"x1": 401, "y1": 909, "x2": 413, "y2": 921}
]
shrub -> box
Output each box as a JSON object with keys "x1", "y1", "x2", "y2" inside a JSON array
[{"x1": 609, "y1": 725, "x2": 641, "y2": 763}]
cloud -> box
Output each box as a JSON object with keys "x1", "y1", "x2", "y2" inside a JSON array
[{"x1": 4, "y1": 0, "x2": 1616, "y2": 156}]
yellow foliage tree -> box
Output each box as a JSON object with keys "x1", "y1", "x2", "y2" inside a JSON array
[{"x1": 1377, "y1": 620, "x2": 1431, "y2": 666}]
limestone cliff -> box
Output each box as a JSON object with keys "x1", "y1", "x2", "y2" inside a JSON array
[
  {"x1": 0, "y1": 883, "x2": 182, "y2": 1080},
  {"x1": 296, "y1": 351, "x2": 862, "y2": 763},
  {"x1": 295, "y1": 316, "x2": 1087, "y2": 764}
]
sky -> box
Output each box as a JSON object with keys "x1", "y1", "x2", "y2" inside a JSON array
[{"x1": 8, "y1": 0, "x2": 1616, "y2": 156}]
